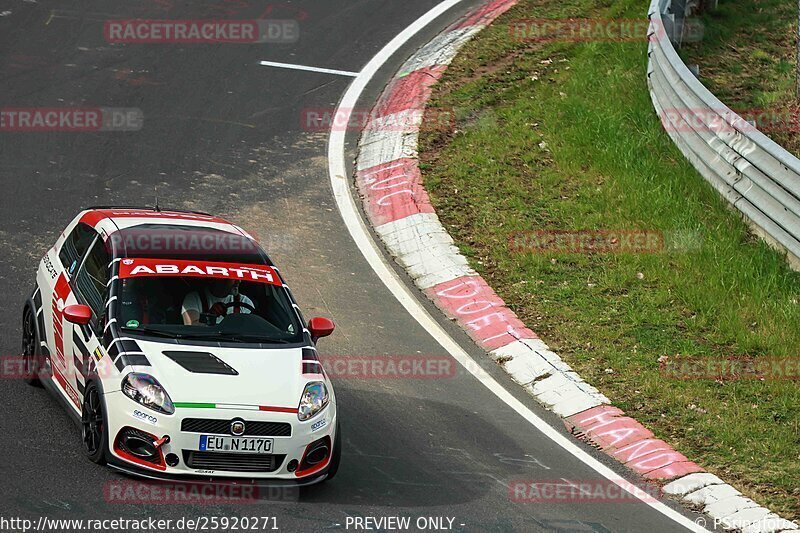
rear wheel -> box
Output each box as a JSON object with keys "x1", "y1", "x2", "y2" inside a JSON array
[
  {"x1": 81, "y1": 382, "x2": 108, "y2": 464},
  {"x1": 21, "y1": 307, "x2": 41, "y2": 387}
]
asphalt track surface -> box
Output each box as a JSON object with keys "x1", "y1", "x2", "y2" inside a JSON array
[{"x1": 0, "y1": 1, "x2": 708, "y2": 532}]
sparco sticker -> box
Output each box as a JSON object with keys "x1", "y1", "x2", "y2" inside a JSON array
[{"x1": 132, "y1": 409, "x2": 158, "y2": 425}]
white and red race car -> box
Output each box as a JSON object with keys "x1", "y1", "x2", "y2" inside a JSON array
[{"x1": 22, "y1": 207, "x2": 340, "y2": 483}]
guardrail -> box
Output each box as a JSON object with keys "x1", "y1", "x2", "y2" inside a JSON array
[{"x1": 647, "y1": 0, "x2": 800, "y2": 268}]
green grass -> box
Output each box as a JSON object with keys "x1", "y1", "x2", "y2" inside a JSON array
[
  {"x1": 680, "y1": 0, "x2": 799, "y2": 152},
  {"x1": 419, "y1": 0, "x2": 800, "y2": 519}
]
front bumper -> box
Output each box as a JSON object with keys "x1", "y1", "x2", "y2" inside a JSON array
[{"x1": 103, "y1": 390, "x2": 337, "y2": 481}]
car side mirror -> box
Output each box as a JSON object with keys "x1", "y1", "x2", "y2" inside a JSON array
[
  {"x1": 308, "y1": 317, "x2": 335, "y2": 343},
  {"x1": 64, "y1": 304, "x2": 92, "y2": 325}
]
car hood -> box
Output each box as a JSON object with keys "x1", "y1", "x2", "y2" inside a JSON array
[{"x1": 132, "y1": 339, "x2": 306, "y2": 409}]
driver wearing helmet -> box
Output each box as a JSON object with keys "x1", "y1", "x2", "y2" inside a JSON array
[{"x1": 181, "y1": 278, "x2": 255, "y2": 325}]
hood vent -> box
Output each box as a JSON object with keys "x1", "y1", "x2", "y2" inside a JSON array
[{"x1": 162, "y1": 351, "x2": 239, "y2": 375}]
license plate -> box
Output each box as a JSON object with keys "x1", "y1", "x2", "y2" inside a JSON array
[{"x1": 199, "y1": 435, "x2": 274, "y2": 453}]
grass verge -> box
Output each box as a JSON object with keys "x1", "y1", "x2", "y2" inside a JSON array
[{"x1": 418, "y1": 0, "x2": 800, "y2": 518}]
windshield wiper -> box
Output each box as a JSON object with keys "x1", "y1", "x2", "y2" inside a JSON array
[
  {"x1": 187, "y1": 331, "x2": 292, "y2": 344},
  {"x1": 121, "y1": 326, "x2": 292, "y2": 344},
  {"x1": 121, "y1": 326, "x2": 187, "y2": 339}
]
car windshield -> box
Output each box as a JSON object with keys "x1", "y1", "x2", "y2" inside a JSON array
[{"x1": 113, "y1": 258, "x2": 303, "y2": 344}]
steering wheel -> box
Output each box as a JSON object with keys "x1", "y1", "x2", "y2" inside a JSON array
[
  {"x1": 199, "y1": 300, "x2": 257, "y2": 325},
  {"x1": 215, "y1": 300, "x2": 256, "y2": 314}
]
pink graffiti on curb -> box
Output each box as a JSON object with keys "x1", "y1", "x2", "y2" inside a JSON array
[
  {"x1": 357, "y1": 159, "x2": 435, "y2": 226},
  {"x1": 426, "y1": 276, "x2": 537, "y2": 351},
  {"x1": 565, "y1": 406, "x2": 703, "y2": 480}
]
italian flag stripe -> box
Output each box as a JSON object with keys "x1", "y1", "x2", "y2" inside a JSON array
[
  {"x1": 216, "y1": 404, "x2": 260, "y2": 411},
  {"x1": 259, "y1": 406, "x2": 298, "y2": 413},
  {"x1": 174, "y1": 402, "x2": 297, "y2": 413}
]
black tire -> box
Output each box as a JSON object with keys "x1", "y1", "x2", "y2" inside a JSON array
[
  {"x1": 81, "y1": 382, "x2": 108, "y2": 464},
  {"x1": 22, "y1": 306, "x2": 42, "y2": 387},
  {"x1": 324, "y1": 421, "x2": 342, "y2": 481}
]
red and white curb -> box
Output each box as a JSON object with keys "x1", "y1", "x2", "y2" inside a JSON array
[{"x1": 353, "y1": 1, "x2": 800, "y2": 531}]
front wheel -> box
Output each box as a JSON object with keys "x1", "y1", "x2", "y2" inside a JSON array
[
  {"x1": 81, "y1": 382, "x2": 108, "y2": 464},
  {"x1": 21, "y1": 307, "x2": 42, "y2": 387}
]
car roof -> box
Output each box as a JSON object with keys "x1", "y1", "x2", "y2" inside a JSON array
[
  {"x1": 80, "y1": 207, "x2": 233, "y2": 233},
  {"x1": 78, "y1": 206, "x2": 237, "y2": 232},
  {"x1": 74, "y1": 207, "x2": 270, "y2": 264}
]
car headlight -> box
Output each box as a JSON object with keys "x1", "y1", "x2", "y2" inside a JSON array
[
  {"x1": 121, "y1": 373, "x2": 175, "y2": 415},
  {"x1": 298, "y1": 381, "x2": 329, "y2": 421}
]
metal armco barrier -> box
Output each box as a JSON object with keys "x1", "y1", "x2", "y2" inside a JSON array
[{"x1": 647, "y1": 0, "x2": 800, "y2": 268}]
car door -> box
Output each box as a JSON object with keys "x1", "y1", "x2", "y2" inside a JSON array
[
  {"x1": 67, "y1": 236, "x2": 111, "y2": 405},
  {"x1": 41, "y1": 222, "x2": 98, "y2": 411}
]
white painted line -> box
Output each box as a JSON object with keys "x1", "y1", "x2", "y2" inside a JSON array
[
  {"x1": 327, "y1": 1, "x2": 705, "y2": 531},
  {"x1": 258, "y1": 60, "x2": 359, "y2": 77}
]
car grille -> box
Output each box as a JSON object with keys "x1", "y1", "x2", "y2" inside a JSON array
[
  {"x1": 183, "y1": 451, "x2": 285, "y2": 473},
  {"x1": 181, "y1": 418, "x2": 292, "y2": 437}
]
